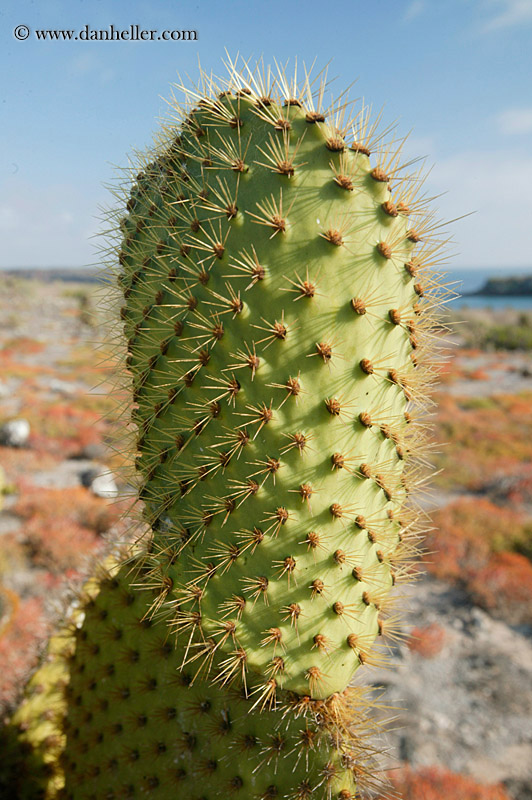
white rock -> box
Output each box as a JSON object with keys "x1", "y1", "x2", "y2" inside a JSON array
[
  {"x1": 87, "y1": 470, "x2": 118, "y2": 499},
  {"x1": 470, "y1": 607, "x2": 490, "y2": 631},
  {"x1": 0, "y1": 418, "x2": 30, "y2": 447}
]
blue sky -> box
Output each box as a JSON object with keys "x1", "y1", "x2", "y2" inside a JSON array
[{"x1": 2, "y1": 0, "x2": 532, "y2": 270}]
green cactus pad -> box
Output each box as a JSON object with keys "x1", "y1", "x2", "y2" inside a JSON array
[
  {"x1": 116, "y1": 62, "x2": 438, "y2": 699},
  {"x1": 9, "y1": 556, "x2": 380, "y2": 799}
]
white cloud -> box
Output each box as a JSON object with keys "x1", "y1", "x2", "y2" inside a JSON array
[
  {"x1": 69, "y1": 53, "x2": 116, "y2": 85},
  {"x1": 404, "y1": 0, "x2": 426, "y2": 21},
  {"x1": 424, "y1": 150, "x2": 532, "y2": 267},
  {"x1": 481, "y1": 0, "x2": 532, "y2": 32},
  {"x1": 497, "y1": 107, "x2": 532, "y2": 135},
  {"x1": 71, "y1": 53, "x2": 98, "y2": 76}
]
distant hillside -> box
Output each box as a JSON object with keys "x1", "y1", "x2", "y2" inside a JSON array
[
  {"x1": 0, "y1": 267, "x2": 104, "y2": 283},
  {"x1": 472, "y1": 275, "x2": 532, "y2": 296}
]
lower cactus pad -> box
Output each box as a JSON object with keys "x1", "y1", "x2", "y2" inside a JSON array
[{"x1": 9, "y1": 555, "x2": 386, "y2": 799}]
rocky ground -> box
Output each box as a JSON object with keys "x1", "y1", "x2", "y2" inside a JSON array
[
  {"x1": 359, "y1": 578, "x2": 532, "y2": 798},
  {"x1": 1, "y1": 274, "x2": 532, "y2": 799}
]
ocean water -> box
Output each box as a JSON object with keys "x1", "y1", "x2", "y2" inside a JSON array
[
  {"x1": 451, "y1": 295, "x2": 532, "y2": 311},
  {"x1": 441, "y1": 267, "x2": 532, "y2": 310}
]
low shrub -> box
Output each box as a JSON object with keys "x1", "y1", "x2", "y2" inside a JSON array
[
  {"x1": 434, "y1": 393, "x2": 532, "y2": 493},
  {"x1": 428, "y1": 499, "x2": 532, "y2": 624},
  {"x1": 0, "y1": 594, "x2": 48, "y2": 711},
  {"x1": 388, "y1": 765, "x2": 511, "y2": 800},
  {"x1": 13, "y1": 486, "x2": 126, "y2": 572},
  {"x1": 407, "y1": 623, "x2": 446, "y2": 658},
  {"x1": 469, "y1": 551, "x2": 532, "y2": 626}
]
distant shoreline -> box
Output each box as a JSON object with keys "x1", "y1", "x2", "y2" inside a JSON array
[
  {"x1": 2, "y1": 267, "x2": 532, "y2": 296},
  {"x1": 0, "y1": 267, "x2": 101, "y2": 283},
  {"x1": 466, "y1": 275, "x2": 532, "y2": 297}
]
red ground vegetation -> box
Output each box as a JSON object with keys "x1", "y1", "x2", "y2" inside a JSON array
[
  {"x1": 0, "y1": 593, "x2": 49, "y2": 710},
  {"x1": 0, "y1": 356, "x2": 55, "y2": 381},
  {"x1": 427, "y1": 498, "x2": 532, "y2": 623},
  {"x1": 12, "y1": 486, "x2": 127, "y2": 572},
  {"x1": 433, "y1": 392, "x2": 532, "y2": 492},
  {"x1": 25, "y1": 401, "x2": 106, "y2": 458},
  {"x1": 0, "y1": 446, "x2": 60, "y2": 479},
  {"x1": 388, "y1": 765, "x2": 511, "y2": 800},
  {"x1": 407, "y1": 623, "x2": 446, "y2": 658},
  {"x1": 428, "y1": 498, "x2": 526, "y2": 579},
  {"x1": 1, "y1": 338, "x2": 46, "y2": 357},
  {"x1": 469, "y1": 551, "x2": 532, "y2": 625}
]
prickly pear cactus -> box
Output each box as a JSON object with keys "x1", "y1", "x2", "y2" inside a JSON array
[
  {"x1": 122, "y1": 59, "x2": 437, "y2": 701},
  {"x1": 5, "y1": 56, "x2": 447, "y2": 799}
]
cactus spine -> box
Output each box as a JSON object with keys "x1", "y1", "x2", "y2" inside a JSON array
[{"x1": 6, "y1": 57, "x2": 447, "y2": 798}]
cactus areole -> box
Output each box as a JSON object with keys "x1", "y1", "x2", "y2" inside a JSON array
[{"x1": 10, "y1": 57, "x2": 448, "y2": 799}]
